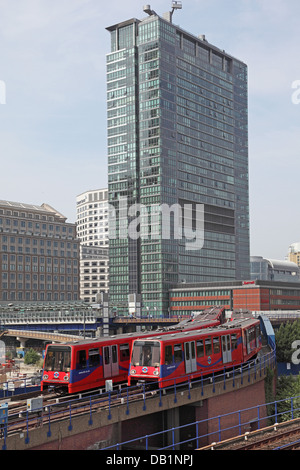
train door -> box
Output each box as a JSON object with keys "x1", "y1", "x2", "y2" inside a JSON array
[
  {"x1": 245, "y1": 330, "x2": 250, "y2": 354},
  {"x1": 256, "y1": 325, "x2": 261, "y2": 349},
  {"x1": 221, "y1": 335, "x2": 232, "y2": 364},
  {"x1": 184, "y1": 341, "x2": 197, "y2": 374},
  {"x1": 103, "y1": 344, "x2": 119, "y2": 378}
]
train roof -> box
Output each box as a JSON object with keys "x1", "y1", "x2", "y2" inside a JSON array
[
  {"x1": 133, "y1": 317, "x2": 259, "y2": 344},
  {"x1": 49, "y1": 329, "x2": 159, "y2": 347},
  {"x1": 174, "y1": 306, "x2": 224, "y2": 328},
  {"x1": 46, "y1": 307, "x2": 225, "y2": 348},
  {"x1": 45, "y1": 322, "x2": 206, "y2": 348}
]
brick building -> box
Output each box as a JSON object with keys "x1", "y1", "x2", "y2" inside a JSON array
[{"x1": 169, "y1": 280, "x2": 300, "y2": 315}]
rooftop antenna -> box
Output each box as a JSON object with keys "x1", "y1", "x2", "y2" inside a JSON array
[
  {"x1": 143, "y1": 5, "x2": 157, "y2": 16},
  {"x1": 144, "y1": 2, "x2": 182, "y2": 23},
  {"x1": 170, "y1": 1, "x2": 182, "y2": 22}
]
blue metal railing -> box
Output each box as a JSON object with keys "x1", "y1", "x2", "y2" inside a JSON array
[
  {"x1": 102, "y1": 392, "x2": 300, "y2": 450},
  {"x1": 0, "y1": 379, "x2": 40, "y2": 398}
]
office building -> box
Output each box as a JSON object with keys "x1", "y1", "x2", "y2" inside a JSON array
[
  {"x1": 287, "y1": 242, "x2": 300, "y2": 267},
  {"x1": 76, "y1": 189, "x2": 109, "y2": 247},
  {"x1": 76, "y1": 189, "x2": 109, "y2": 302},
  {"x1": 250, "y1": 256, "x2": 300, "y2": 283},
  {"x1": 106, "y1": 6, "x2": 250, "y2": 316},
  {"x1": 0, "y1": 200, "x2": 80, "y2": 301},
  {"x1": 80, "y1": 246, "x2": 109, "y2": 302},
  {"x1": 170, "y1": 279, "x2": 300, "y2": 315}
]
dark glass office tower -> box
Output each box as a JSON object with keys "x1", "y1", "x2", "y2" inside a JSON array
[{"x1": 106, "y1": 10, "x2": 250, "y2": 316}]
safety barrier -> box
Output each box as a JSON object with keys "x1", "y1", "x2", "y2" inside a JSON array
[
  {"x1": 0, "y1": 381, "x2": 40, "y2": 399},
  {"x1": 102, "y1": 392, "x2": 300, "y2": 450}
]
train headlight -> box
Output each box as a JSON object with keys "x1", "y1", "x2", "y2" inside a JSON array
[
  {"x1": 131, "y1": 369, "x2": 136, "y2": 375},
  {"x1": 153, "y1": 370, "x2": 159, "y2": 376},
  {"x1": 43, "y1": 374, "x2": 48, "y2": 380},
  {"x1": 64, "y1": 375, "x2": 69, "y2": 381}
]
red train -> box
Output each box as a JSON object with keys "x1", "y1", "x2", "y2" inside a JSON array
[
  {"x1": 41, "y1": 307, "x2": 225, "y2": 394},
  {"x1": 128, "y1": 317, "x2": 262, "y2": 388}
]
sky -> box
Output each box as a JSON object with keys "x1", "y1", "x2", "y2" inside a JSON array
[{"x1": 0, "y1": 0, "x2": 300, "y2": 261}]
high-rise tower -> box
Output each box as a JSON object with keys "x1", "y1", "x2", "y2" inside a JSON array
[{"x1": 106, "y1": 6, "x2": 250, "y2": 316}]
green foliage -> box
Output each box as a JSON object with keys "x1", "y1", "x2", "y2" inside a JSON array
[
  {"x1": 275, "y1": 320, "x2": 300, "y2": 362},
  {"x1": 264, "y1": 367, "x2": 276, "y2": 425},
  {"x1": 24, "y1": 348, "x2": 40, "y2": 365},
  {"x1": 276, "y1": 375, "x2": 300, "y2": 422},
  {"x1": 5, "y1": 350, "x2": 13, "y2": 360},
  {"x1": 266, "y1": 320, "x2": 300, "y2": 423}
]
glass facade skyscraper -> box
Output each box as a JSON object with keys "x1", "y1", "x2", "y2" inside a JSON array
[{"x1": 106, "y1": 11, "x2": 250, "y2": 316}]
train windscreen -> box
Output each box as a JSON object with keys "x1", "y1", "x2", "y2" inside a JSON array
[
  {"x1": 44, "y1": 346, "x2": 71, "y2": 372},
  {"x1": 131, "y1": 341, "x2": 160, "y2": 367}
]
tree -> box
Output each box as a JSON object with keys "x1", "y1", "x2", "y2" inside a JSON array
[
  {"x1": 24, "y1": 348, "x2": 40, "y2": 365},
  {"x1": 275, "y1": 320, "x2": 300, "y2": 362},
  {"x1": 276, "y1": 375, "x2": 300, "y2": 422}
]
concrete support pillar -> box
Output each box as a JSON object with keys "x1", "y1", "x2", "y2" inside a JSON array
[{"x1": 16, "y1": 337, "x2": 27, "y2": 349}]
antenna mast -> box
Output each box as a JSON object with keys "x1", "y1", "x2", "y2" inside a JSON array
[
  {"x1": 143, "y1": 2, "x2": 182, "y2": 23},
  {"x1": 170, "y1": 1, "x2": 182, "y2": 22}
]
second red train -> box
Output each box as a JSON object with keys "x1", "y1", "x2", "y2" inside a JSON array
[{"x1": 128, "y1": 317, "x2": 262, "y2": 388}]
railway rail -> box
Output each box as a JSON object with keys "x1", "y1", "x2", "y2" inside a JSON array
[
  {"x1": 1, "y1": 383, "x2": 156, "y2": 441},
  {"x1": 3, "y1": 351, "x2": 266, "y2": 418},
  {"x1": 200, "y1": 417, "x2": 300, "y2": 450}
]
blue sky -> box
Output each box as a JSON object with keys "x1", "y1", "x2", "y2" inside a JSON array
[{"x1": 0, "y1": 0, "x2": 299, "y2": 260}]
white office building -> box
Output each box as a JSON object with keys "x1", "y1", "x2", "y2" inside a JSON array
[
  {"x1": 76, "y1": 189, "x2": 109, "y2": 302},
  {"x1": 76, "y1": 189, "x2": 109, "y2": 247}
]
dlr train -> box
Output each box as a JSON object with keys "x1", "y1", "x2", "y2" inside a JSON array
[
  {"x1": 128, "y1": 317, "x2": 262, "y2": 388},
  {"x1": 41, "y1": 307, "x2": 225, "y2": 394}
]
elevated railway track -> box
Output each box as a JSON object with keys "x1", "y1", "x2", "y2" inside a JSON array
[
  {"x1": 0, "y1": 345, "x2": 275, "y2": 450},
  {"x1": 1, "y1": 329, "x2": 80, "y2": 343},
  {"x1": 0, "y1": 311, "x2": 277, "y2": 450}
]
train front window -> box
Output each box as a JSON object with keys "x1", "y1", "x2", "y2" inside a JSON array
[
  {"x1": 44, "y1": 346, "x2": 71, "y2": 372},
  {"x1": 132, "y1": 341, "x2": 160, "y2": 367}
]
